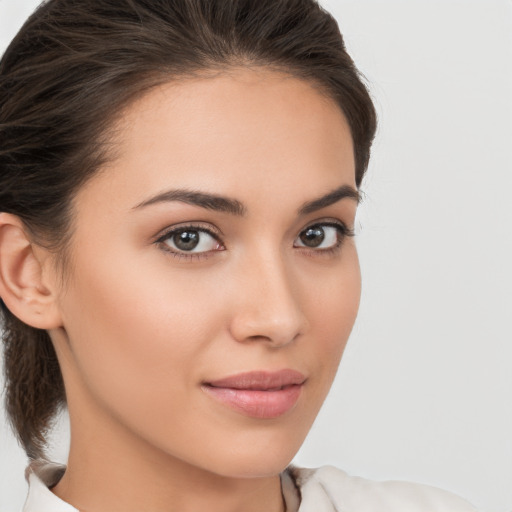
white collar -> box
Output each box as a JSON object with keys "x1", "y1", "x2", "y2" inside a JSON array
[
  {"x1": 23, "y1": 460, "x2": 78, "y2": 512},
  {"x1": 23, "y1": 460, "x2": 300, "y2": 512}
]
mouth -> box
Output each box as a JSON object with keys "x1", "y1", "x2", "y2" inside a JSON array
[{"x1": 202, "y1": 370, "x2": 306, "y2": 419}]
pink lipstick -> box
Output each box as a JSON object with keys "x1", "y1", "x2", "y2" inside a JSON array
[{"x1": 202, "y1": 370, "x2": 305, "y2": 419}]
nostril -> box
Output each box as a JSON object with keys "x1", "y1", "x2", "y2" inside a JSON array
[{"x1": 229, "y1": 318, "x2": 303, "y2": 347}]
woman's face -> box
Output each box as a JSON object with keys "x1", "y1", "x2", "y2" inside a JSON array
[{"x1": 50, "y1": 68, "x2": 360, "y2": 478}]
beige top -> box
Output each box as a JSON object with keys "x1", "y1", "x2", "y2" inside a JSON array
[{"x1": 23, "y1": 460, "x2": 477, "y2": 512}]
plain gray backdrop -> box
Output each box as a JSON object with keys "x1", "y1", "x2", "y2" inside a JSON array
[{"x1": 1, "y1": 1, "x2": 511, "y2": 511}]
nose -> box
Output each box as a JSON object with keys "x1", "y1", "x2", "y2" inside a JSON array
[{"x1": 228, "y1": 250, "x2": 306, "y2": 347}]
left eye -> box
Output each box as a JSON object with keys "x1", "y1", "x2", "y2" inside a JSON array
[
  {"x1": 294, "y1": 224, "x2": 341, "y2": 249},
  {"x1": 160, "y1": 228, "x2": 222, "y2": 253}
]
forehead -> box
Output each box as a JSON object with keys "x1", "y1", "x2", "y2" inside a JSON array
[{"x1": 77, "y1": 68, "x2": 355, "y2": 214}]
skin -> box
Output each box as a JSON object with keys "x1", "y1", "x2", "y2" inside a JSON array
[{"x1": 6, "y1": 68, "x2": 361, "y2": 512}]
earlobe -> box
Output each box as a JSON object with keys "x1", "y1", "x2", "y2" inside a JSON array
[{"x1": 0, "y1": 213, "x2": 62, "y2": 329}]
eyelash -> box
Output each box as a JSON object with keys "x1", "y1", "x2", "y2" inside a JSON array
[
  {"x1": 155, "y1": 223, "x2": 224, "y2": 261},
  {"x1": 294, "y1": 221, "x2": 354, "y2": 257},
  {"x1": 154, "y1": 220, "x2": 354, "y2": 261}
]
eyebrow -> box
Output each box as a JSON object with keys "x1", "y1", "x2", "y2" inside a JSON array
[
  {"x1": 298, "y1": 184, "x2": 360, "y2": 215},
  {"x1": 133, "y1": 189, "x2": 246, "y2": 216},
  {"x1": 132, "y1": 184, "x2": 359, "y2": 216}
]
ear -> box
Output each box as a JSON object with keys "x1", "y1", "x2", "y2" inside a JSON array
[{"x1": 0, "y1": 213, "x2": 62, "y2": 329}]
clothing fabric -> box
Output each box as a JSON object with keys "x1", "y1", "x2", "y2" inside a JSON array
[{"x1": 23, "y1": 460, "x2": 477, "y2": 512}]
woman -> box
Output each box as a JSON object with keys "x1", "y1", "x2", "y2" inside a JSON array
[{"x1": 0, "y1": 0, "x2": 477, "y2": 510}]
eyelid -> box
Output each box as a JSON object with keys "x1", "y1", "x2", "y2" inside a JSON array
[
  {"x1": 293, "y1": 219, "x2": 355, "y2": 253},
  {"x1": 153, "y1": 221, "x2": 223, "y2": 244},
  {"x1": 300, "y1": 219, "x2": 355, "y2": 237},
  {"x1": 153, "y1": 222, "x2": 225, "y2": 261}
]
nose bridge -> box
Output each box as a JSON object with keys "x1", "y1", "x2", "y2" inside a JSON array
[{"x1": 229, "y1": 245, "x2": 305, "y2": 346}]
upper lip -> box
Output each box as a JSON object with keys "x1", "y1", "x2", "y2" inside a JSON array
[{"x1": 205, "y1": 369, "x2": 306, "y2": 390}]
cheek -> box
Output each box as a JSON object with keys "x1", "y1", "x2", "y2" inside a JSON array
[
  {"x1": 58, "y1": 251, "x2": 224, "y2": 423},
  {"x1": 303, "y1": 247, "x2": 361, "y2": 380}
]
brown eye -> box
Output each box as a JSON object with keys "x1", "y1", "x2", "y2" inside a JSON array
[
  {"x1": 173, "y1": 230, "x2": 200, "y2": 251},
  {"x1": 299, "y1": 226, "x2": 325, "y2": 247},
  {"x1": 294, "y1": 224, "x2": 342, "y2": 250},
  {"x1": 160, "y1": 227, "x2": 222, "y2": 254}
]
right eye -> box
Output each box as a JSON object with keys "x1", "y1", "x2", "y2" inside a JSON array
[{"x1": 157, "y1": 226, "x2": 224, "y2": 255}]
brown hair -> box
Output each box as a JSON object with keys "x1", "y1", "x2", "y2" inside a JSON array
[{"x1": 0, "y1": 0, "x2": 377, "y2": 460}]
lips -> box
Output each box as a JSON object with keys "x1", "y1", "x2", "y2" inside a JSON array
[{"x1": 202, "y1": 370, "x2": 305, "y2": 419}]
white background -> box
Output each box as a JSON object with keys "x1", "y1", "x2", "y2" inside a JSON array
[{"x1": 1, "y1": 1, "x2": 511, "y2": 511}]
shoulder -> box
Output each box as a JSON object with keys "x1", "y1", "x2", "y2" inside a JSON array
[{"x1": 288, "y1": 465, "x2": 478, "y2": 512}]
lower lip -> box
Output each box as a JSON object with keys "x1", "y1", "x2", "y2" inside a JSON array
[{"x1": 202, "y1": 384, "x2": 303, "y2": 419}]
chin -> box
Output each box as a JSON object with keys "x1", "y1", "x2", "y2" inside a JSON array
[
  {"x1": 209, "y1": 454, "x2": 297, "y2": 480},
  {"x1": 191, "y1": 428, "x2": 307, "y2": 479}
]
